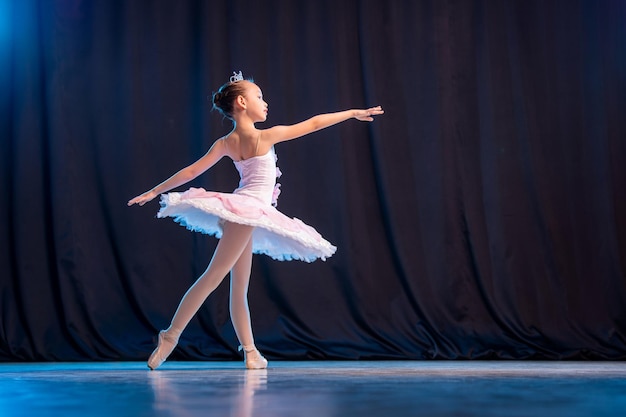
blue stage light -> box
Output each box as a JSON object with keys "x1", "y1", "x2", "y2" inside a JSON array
[{"x1": 0, "y1": 1, "x2": 11, "y2": 46}]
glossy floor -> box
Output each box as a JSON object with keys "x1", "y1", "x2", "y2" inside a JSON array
[{"x1": 1, "y1": 361, "x2": 625, "y2": 416}]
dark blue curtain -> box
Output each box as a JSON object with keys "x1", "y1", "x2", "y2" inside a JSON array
[{"x1": 1, "y1": 0, "x2": 625, "y2": 361}]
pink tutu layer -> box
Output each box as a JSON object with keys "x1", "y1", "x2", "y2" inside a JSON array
[{"x1": 157, "y1": 187, "x2": 337, "y2": 262}]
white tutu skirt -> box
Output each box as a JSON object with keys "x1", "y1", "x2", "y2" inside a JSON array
[{"x1": 157, "y1": 187, "x2": 337, "y2": 262}]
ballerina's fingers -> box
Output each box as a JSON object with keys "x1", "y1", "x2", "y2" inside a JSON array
[
  {"x1": 357, "y1": 106, "x2": 384, "y2": 122},
  {"x1": 128, "y1": 193, "x2": 153, "y2": 206},
  {"x1": 368, "y1": 106, "x2": 384, "y2": 116}
]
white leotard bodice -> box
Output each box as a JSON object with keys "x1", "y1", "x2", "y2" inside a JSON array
[{"x1": 233, "y1": 148, "x2": 277, "y2": 206}]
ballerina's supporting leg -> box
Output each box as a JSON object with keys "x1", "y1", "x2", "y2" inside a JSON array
[
  {"x1": 148, "y1": 222, "x2": 255, "y2": 370},
  {"x1": 230, "y1": 237, "x2": 268, "y2": 369}
]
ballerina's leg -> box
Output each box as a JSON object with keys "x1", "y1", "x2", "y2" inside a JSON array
[
  {"x1": 230, "y1": 237, "x2": 268, "y2": 368},
  {"x1": 148, "y1": 222, "x2": 254, "y2": 369},
  {"x1": 229, "y1": 236, "x2": 254, "y2": 347}
]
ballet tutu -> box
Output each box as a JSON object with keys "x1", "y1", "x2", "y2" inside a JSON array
[{"x1": 157, "y1": 187, "x2": 337, "y2": 262}]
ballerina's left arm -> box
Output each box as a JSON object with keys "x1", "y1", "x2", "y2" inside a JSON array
[{"x1": 127, "y1": 138, "x2": 227, "y2": 206}]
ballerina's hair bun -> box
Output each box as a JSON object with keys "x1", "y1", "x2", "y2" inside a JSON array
[{"x1": 211, "y1": 71, "x2": 253, "y2": 120}]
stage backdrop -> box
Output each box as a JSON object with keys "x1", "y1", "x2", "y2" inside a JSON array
[{"x1": 1, "y1": 0, "x2": 625, "y2": 361}]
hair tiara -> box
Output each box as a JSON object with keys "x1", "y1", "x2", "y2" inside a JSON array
[{"x1": 230, "y1": 71, "x2": 244, "y2": 83}]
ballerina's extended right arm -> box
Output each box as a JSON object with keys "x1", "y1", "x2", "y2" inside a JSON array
[{"x1": 263, "y1": 106, "x2": 384, "y2": 144}]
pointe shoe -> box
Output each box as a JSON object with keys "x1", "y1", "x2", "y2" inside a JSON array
[
  {"x1": 147, "y1": 331, "x2": 179, "y2": 370},
  {"x1": 239, "y1": 345, "x2": 268, "y2": 369}
]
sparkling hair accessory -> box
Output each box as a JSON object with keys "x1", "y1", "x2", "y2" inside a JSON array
[{"x1": 230, "y1": 71, "x2": 244, "y2": 83}]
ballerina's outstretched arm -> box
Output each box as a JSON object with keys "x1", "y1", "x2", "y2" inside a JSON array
[
  {"x1": 262, "y1": 106, "x2": 384, "y2": 145},
  {"x1": 127, "y1": 137, "x2": 227, "y2": 206}
]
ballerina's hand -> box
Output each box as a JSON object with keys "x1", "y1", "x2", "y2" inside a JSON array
[
  {"x1": 355, "y1": 106, "x2": 384, "y2": 122},
  {"x1": 127, "y1": 191, "x2": 157, "y2": 207}
]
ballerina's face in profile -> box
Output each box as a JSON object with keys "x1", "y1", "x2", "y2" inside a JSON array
[{"x1": 238, "y1": 81, "x2": 269, "y2": 124}]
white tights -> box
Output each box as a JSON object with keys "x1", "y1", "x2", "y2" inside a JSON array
[{"x1": 163, "y1": 221, "x2": 257, "y2": 349}]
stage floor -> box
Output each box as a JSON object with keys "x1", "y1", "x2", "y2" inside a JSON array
[{"x1": 1, "y1": 361, "x2": 625, "y2": 416}]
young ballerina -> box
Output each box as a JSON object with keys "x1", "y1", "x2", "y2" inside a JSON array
[{"x1": 128, "y1": 71, "x2": 383, "y2": 370}]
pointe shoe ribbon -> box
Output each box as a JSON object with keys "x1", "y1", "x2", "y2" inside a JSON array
[
  {"x1": 239, "y1": 344, "x2": 268, "y2": 369},
  {"x1": 147, "y1": 331, "x2": 179, "y2": 370}
]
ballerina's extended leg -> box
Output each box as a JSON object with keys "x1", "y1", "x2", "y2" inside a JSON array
[{"x1": 147, "y1": 222, "x2": 255, "y2": 370}]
